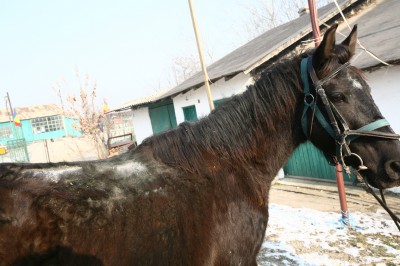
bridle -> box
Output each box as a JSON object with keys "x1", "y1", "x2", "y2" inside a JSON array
[{"x1": 300, "y1": 56, "x2": 400, "y2": 230}]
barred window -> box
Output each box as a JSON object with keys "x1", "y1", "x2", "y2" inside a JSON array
[
  {"x1": 0, "y1": 126, "x2": 13, "y2": 139},
  {"x1": 32, "y1": 115, "x2": 64, "y2": 134}
]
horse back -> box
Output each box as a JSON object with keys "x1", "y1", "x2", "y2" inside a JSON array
[{"x1": 0, "y1": 147, "x2": 268, "y2": 265}]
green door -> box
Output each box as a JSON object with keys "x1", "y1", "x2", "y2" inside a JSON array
[
  {"x1": 214, "y1": 98, "x2": 227, "y2": 108},
  {"x1": 183, "y1": 105, "x2": 197, "y2": 121},
  {"x1": 284, "y1": 141, "x2": 354, "y2": 182},
  {"x1": 149, "y1": 102, "x2": 177, "y2": 134}
]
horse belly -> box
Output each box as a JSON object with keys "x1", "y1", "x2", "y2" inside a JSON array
[{"x1": 208, "y1": 200, "x2": 269, "y2": 266}]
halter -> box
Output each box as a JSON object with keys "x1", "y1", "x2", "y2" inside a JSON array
[{"x1": 300, "y1": 56, "x2": 400, "y2": 230}]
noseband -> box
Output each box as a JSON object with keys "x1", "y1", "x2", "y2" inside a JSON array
[{"x1": 300, "y1": 56, "x2": 400, "y2": 230}]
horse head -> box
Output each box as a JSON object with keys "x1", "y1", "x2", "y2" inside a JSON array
[{"x1": 304, "y1": 24, "x2": 400, "y2": 189}]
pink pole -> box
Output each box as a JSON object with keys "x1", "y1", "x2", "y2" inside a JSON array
[
  {"x1": 307, "y1": 0, "x2": 350, "y2": 224},
  {"x1": 308, "y1": 0, "x2": 321, "y2": 47},
  {"x1": 335, "y1": 162, "x2": 349, "y2": 224}
]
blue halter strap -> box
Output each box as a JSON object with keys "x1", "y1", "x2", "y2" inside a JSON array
[{"x1": 300, "y1": 56, "x2": 399, "y2": 165}]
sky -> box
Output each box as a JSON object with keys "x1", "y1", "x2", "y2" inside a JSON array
[{"x1": 0, "y1": 0, "x2": 259, "y2": 109}]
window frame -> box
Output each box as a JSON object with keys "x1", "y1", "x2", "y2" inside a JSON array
[{"x1": 31, "y1": 115, "x2": 64, "y2": 134}]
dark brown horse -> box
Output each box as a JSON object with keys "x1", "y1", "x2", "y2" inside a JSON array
[{"x1": 1, "y1": 25, "x2": 399, "y2": 266}]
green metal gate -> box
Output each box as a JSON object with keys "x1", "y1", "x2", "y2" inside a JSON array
[
  {"x1": 284, "y1": 141, "x2": 354, "y2": 182},
  {"x1": 6, "y1": 138, "x2": 30, "y2": 162},
  {"x1": 149, "y1": 101, "x2": 177, "y2": 135}
]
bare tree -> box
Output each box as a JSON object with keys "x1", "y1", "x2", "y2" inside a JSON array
[
  {"x1": 243, "y1": 0, "x2": 332, "y2": 39},
  {"x1": 169, "y1": 54, "x2": 201, "y2": 86},
  {"x1": 53, "y1": 69, "x2": 109, "y2": 159},
  {"x1": 167, "y1": 46, "x2": 214, "y2": 87}
]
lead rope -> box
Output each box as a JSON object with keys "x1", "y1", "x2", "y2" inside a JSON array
[{"x1": 353, "y1": 170, "x2": 400, "y2": 231}]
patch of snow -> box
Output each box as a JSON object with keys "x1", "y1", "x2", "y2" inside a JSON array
[
  {"x1": 387, "y1": 186, "x2": 400, "y2": 193},
  {"x1": 257, "y1": 204, "x2": 400, "y2": 265},
  {"x1": 343, "y1": 247, "x2": 359, "y2": 257}
]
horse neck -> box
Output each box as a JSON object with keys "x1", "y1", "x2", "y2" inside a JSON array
[{"x1": 145, "y1": 58, "x2": 304, "y2": 178}]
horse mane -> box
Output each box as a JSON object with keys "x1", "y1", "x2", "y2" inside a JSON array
[{"x1": 139, "y1": 55, "x2": 306, "y2": 176}]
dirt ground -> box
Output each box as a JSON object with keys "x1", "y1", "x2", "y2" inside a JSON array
[
  {"x1": 258, "y1": 177, "x2": 400, "y2": 265},
  {"x1": 270, "y1": 177, "x2": 400, "y2": 215}
]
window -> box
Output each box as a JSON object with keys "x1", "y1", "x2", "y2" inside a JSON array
[
  {"x1": 183, "y1": 105, "x2": 197, "y2": 121},
  {"x1": 0, "y1": 126, "x2": 13, "y2": 139},
  {"x1": 214, "y1": 98, "x2": 228, "y2": 108},
  {"x1": 32, "y1": 115, "x2": 64, "y2": 134}
]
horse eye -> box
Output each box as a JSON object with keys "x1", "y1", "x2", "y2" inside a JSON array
[{"x1": 329, "y1": 93, "x2": 346, "y2": 103}]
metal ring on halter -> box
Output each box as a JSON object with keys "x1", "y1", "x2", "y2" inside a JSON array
[
  {"x1": 350, "y1": 153, "x2": 368, "y2": 170},
  {"x1": 304, "y1": 94, "x2": 314, "y2": 106}
]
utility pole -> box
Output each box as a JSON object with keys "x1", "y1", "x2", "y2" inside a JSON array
[
  {"x1": 307, "y1": 0, "x2": 349, "y2": 225},
  {"x1": 188, "y1": 0, "x2": 214, "y2": 111}
]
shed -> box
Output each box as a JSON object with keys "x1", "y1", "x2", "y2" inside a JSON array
[{"x1": 110, "y1": 0, "x2": 400, "y2": 181}]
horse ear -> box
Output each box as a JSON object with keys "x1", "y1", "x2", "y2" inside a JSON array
[
  {"x1": 341, "y1": 24, "x2": 358, "y2": 57},
  {"x1": 313, "y1": 24, "x2": 338, "y2": 70}
]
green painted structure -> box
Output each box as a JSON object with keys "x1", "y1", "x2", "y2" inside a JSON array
[
  {"x1": 0, "y1": 115, "x2": 81, "y2": 162},
  {"x1": 0, "y1": 116, "x2": 81, "y2": 144},
  {"x1": 284, "y1": 141, "x2": 355, "y2": 182},
  {"x1": 183, "y1": 105, "x2": 197, "y2": 121},
  {"x1": 148, "y1": 100, "x2": 177, "y2": 135}
]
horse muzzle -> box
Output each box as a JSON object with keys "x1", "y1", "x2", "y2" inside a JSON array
[{"x1": 385, "y1": 159, "x2": 400, "y2": 181}]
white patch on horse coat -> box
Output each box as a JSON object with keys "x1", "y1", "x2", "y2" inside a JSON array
[
  {"x1": 348, "y1": 73, "x2": 363, "y2": 89},
  {"x1": 26, "y1": 166, "x2": 83, "y2": 183},
  {"x1": 152, "y1": 187, "x2": 163, "y2": 193},
  {"x1": 115, "y1": 161, "x2": 147, "y2": 176},
  {"x1": 103, "y1": 186, "x2": 126, "y2": 214}
]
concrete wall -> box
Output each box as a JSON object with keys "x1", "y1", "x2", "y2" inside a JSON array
[
  {"x1": 172, "y1": 72, "x2": 253, "y2": 124},
  {"x1": 132, "y1": 107, "x2": 153, "y2": 144},
  {"x1": 27, "y1": 136, "x2": 101, "y2": 163},
  {"x1": 0, "y1": 136, "x2": 101, "y2": 163},
  {"x1": 365, "y1": 65, "x2": 400, "y2": 133}
]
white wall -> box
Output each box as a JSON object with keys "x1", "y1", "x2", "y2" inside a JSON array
[
  {"x1": 173, "y1": 72, "x2": 253, "y2": 124},
  {"x1": 132, "y1": 107, "x2": 153, "y2": 144},
  {"x1": 28, "y1": 137, "x2": 101, "y2": 163},
  {"x1": 365, "y1": 65, "x2": 400, "y2": 133},
  {"x1": 129, "y1": 66, "x2": 400, "y2": 145}
]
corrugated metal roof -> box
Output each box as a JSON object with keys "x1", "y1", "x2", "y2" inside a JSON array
[
  {"x1": 161, "y1": 0, "x2": 354, "y2": 99},
  {"x1": 347, "y1": 0, "x2": 400, "y2": 69},
  {"x1": 108, "y1": 88, "x2": 171, "y2": 112},
  {"x1": 0, "y1": 104, "x2": 64, "y2": 123}
]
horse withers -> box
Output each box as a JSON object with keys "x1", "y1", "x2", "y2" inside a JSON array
[{"x1": 0, "y1": 25, "x2": 399, "y2": 265}]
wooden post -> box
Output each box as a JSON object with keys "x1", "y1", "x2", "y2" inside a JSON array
[{"x1": 188, "y1": 0, "x2": 214, "y2": 111}]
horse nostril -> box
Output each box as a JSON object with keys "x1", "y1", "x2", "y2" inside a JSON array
[
  {"x1": 385, "y1": 160, "x2": 400, "y2": 180},
  {"x1": 392, "y1": 161, "x2": 400, "y2": 172}
]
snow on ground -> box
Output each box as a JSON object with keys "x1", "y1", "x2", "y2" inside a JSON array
[
  {"x1": 257, "y1": 204, "x2": 400, "y2": 266},
  {"x1": 388, "y1": 187, "x2": 400, "y2": 194}
]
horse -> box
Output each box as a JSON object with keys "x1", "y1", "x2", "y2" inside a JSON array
[{"x1": 1, "y1": 24, "x2": 399, "y2": 266}]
